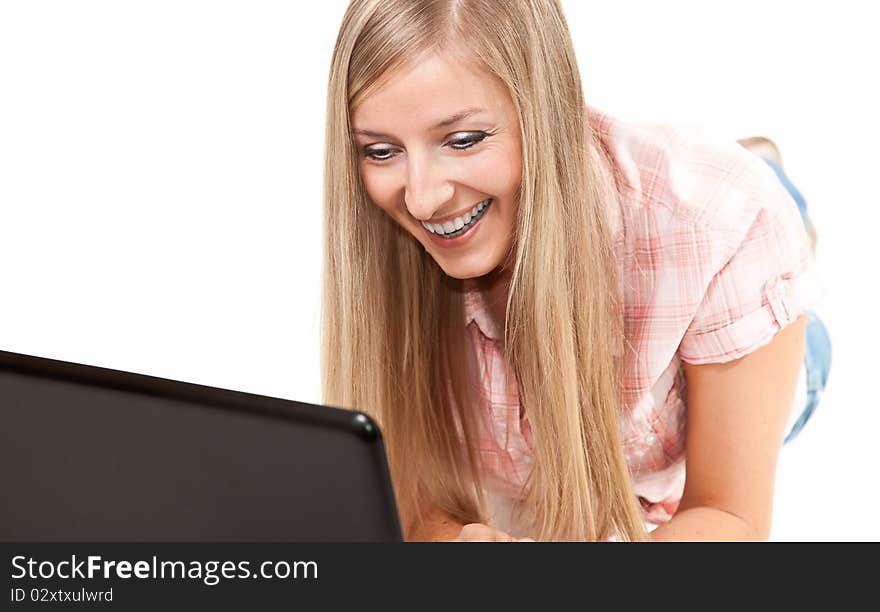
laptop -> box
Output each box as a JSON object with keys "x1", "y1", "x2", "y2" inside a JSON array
[{"x1": 0, "y1": 349, "x2": 403, "y2": 542}]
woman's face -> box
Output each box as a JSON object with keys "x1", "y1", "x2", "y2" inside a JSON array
[{"x1": 351, "y1": 52, "x2": 522, "y2": 280}]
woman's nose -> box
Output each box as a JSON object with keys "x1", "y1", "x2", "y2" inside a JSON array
[{"x1": 404, "y1": 153, "x2": 454, "y2": 221}]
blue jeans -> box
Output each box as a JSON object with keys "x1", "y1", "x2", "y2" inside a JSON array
[{"x1": 762, "y1": 159, "x2": 832, "y2": 444}]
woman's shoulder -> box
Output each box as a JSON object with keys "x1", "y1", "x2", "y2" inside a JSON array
[
  {"x1": 589, "y1": 105, "x2": 783, "y2": 234},
  {"x1": 590, "y1": 108, "x2": 819, "y2": 368}
]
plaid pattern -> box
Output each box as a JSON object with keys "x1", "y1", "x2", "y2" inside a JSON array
[{"x1": 463, "y1": 106, "x2": 822, "y2": 525}]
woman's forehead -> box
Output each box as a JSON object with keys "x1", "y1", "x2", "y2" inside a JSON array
[{"x1": 351, "y1": 53, "x2": 512, "y2": 134}]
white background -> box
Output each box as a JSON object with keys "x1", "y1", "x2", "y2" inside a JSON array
[{"x1": 1, "y1": 1, "x2": 877, "y2": 540}]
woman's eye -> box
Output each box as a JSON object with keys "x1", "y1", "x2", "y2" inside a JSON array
[
  {"x1": 449, "y1": 132, "x2": 489, "y2": 150},
  {"x1": 363, "y1": 148, "x2": 395, "y2": 161},
  {"x1": 362, "y1": 131, "x2": 491, "y2": 162}
]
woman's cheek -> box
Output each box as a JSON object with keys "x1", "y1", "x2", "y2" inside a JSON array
[
  {"x1": 495, "y1": 146, "x2": 522, "y2": 193},
  {"x1": 359, "y1": 168, "x2": 394, "y2": 214},
  {"x1": 470, "y1": 148, "x2": 520, "y2": 195}
]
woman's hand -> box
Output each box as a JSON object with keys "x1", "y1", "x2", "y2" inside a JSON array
[{"x1": 451, "y1": 523, "x2": 535, "y2": 542}]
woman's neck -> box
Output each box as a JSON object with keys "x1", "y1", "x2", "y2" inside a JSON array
[{"x1": 475, "y1": 265, "x2": 513, "y2": 346}]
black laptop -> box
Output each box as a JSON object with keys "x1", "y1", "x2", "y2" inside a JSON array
[{"x1": 0, "y1": 349, "x2": 403, "y2": 542}]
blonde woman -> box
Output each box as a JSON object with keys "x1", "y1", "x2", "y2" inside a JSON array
[{"x1": 322, "y1": 0, "x2": 830, "y2": 541}]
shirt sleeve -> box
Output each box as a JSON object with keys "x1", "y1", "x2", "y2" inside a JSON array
[{"x1": 678, "y1": 156, "x2": 823, "y2": 365}]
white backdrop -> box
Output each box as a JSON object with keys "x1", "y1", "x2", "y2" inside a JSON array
[{"x1": 1, "y1": 0, "x2": 877, "y2": 541}]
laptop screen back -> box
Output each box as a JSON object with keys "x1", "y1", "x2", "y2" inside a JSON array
[{"x1": 0, "y1": 352, "x2": 402, "y2": 542}]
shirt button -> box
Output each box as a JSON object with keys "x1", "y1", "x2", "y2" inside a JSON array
[{"x1": 644, "y1": 433, "x2": 657, "y2": 446}]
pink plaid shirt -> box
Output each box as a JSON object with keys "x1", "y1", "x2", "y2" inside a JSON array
[{"x1": 463, "y1": 106, "x2": 822, "y2": 528}]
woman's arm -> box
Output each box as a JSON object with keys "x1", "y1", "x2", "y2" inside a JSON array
[{"x1": 650, "y1": 315, "x2": 807, "y2": 541}]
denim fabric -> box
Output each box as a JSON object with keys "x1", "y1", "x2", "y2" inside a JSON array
[
  {"x1": 764, "y1": 159, "x2": 810, "y2": 226},
  {"x1": 760, "y1": 158, "x2": 833, "y2": 444},
  {"x1": 784, "y1": 310, "x2": 832, "y2": 444}
]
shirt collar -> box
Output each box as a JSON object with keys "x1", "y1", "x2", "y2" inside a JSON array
[{"x1": 463, "y1": 278, "x2": 502, "y2": 341}]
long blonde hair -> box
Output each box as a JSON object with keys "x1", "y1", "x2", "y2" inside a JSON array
[{"x1": 322, "y1": 0, "x2": 648, "y2": 541}]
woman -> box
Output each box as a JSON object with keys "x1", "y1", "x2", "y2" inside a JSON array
[{"x1": 321, "y1": 0, "x2": 829, "y2": 541}]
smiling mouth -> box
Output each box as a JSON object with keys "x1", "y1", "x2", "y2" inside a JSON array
[{"x1": 420, "y1": 198, "x2": 492, "y2": 239}]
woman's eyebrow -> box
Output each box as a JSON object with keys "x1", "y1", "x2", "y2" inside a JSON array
[{"x1": 353, "y1": 107, "x2": 487, "y2": 139}]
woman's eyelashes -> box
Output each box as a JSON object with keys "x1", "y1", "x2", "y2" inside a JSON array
[{"x1": 361, "y1": 131, "x2": 494, "y2": 162}]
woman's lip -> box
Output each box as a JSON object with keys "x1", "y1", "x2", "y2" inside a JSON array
[{"x1": 422, "y1": 199, "x2": 491, "y2": 247}]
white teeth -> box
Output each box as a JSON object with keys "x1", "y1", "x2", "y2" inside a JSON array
[{"x1": 423, "y1": 199, "x2": 492, "y2": 237}]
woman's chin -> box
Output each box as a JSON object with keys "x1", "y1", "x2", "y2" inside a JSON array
[
  {"x1": 421, "y1": 232, "x2": 511, "y2": 280},
  {"x1": 435, "y1": 258, "x2": 498, "y2": 280}
]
